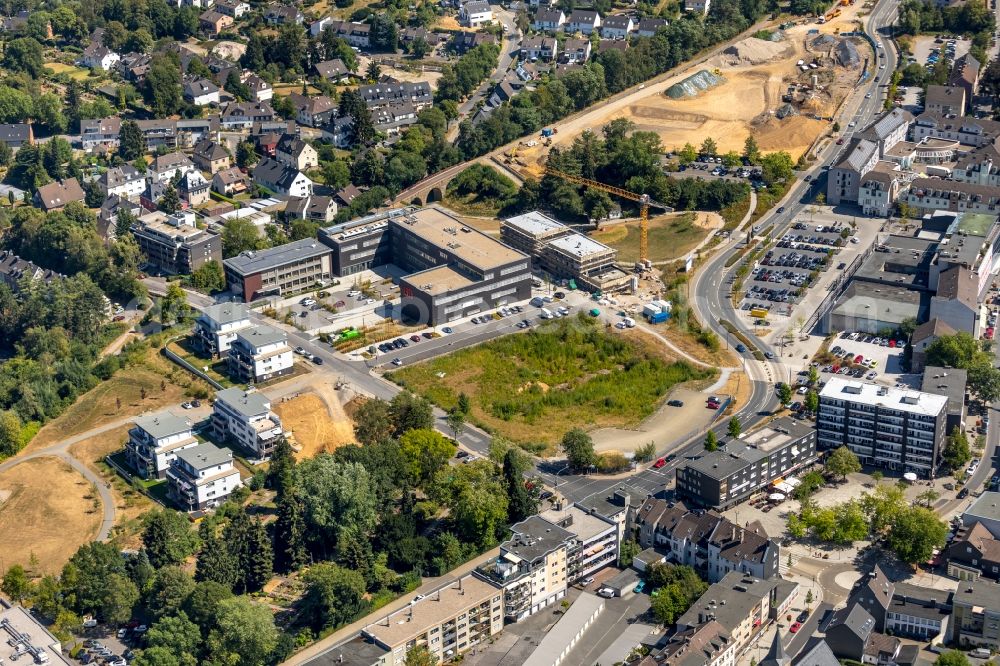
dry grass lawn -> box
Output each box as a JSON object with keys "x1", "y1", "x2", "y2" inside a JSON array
[
  {"x1": 591, "y1": 212, "x2": 713, "y2": 265},
  {"x1": 0, "y1": 457, "x2": 102, "y2": 574},
  {"x1": 274, "y1": 392, "x2": 355, "y2": 460},
  {"x1": 28, "y1": 352, "x2": 208, "y2": 451}
]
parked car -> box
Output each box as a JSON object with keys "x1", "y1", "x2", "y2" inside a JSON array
[
  {"x1": 653, "y1": 458, "x2": 667, "y2": 469},
  {"x1": 667, "y1": 399, "x2": 684, "y2": 407}
]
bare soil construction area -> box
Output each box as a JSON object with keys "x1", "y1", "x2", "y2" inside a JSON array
[
  {"x1": 521, "y1": 10, "x2": 871, "y2": 167},
  {"x1": 274, "y1": 390, "x2": 355, "y2": 460}
]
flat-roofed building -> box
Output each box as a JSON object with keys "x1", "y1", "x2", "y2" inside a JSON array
[
  {"x1": 500, "y1": 211, "x2": 572, "y2": 262},
  {"x1": 921, "y1": 365, "x2": 967, "y2": 433},
  {"x1": 542, "y1": 231, "x2": 631, "y2": 292},
  {"x1": 193, "y1": 302, "x2": 252, "y2": 357},
  {"x1": 224, "y1": 238, "x2": 333, "y2": 301},
  {"x1": 133, "y1": 210, "x2": 222, "y2": 275},
  {"x1": 676, "y1": 416, "x2": 817, "y2": 511},
  {"x1": 818, "y1": 377, "x2": 948, "y2": 476},
  {"x1": 125, "y1": 411, "x2": 198, "y2": 480},
  {"x1": 0, "y1": 605, "x2": 73, "y2": 665},
  {"x1": 824, "y1": 281, "x2": 925, "y2": 335},
  {"x1": 227, "y1": 324, "x2": 293, "y2": 384},
  {"x1": 361, "y1": 575, "x2": 503, "y2": 665},
  {"x1": 540, "y1": 498, "x2": 618, "y2": 582},
  {"x1": 167, "y1": 443, "x2": 242, "y2": 511},
  {"x1": 211, "y1": 387, "x2": 285, "y2": 460},
  {"x1": 951, "y1": 578, "x2": 1000, "y2": 649}
]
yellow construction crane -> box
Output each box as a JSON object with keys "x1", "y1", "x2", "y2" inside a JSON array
[{"x1": 544, "y1": 167, "x2": 672, "y2": 265}]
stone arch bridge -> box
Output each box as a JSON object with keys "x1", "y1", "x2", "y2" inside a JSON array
[{"x1": 394, "y1": 156, "x2": 526, "y2": 207}]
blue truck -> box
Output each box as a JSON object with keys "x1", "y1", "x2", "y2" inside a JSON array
[{"x1": 647, "y1": 311, "x2": 669, "y2": 324}]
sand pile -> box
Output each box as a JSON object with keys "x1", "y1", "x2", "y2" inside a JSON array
[{"x1": 721, "y1": 37, "x2": 789, "y2": 65}]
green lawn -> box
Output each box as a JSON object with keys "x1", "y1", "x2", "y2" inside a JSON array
[
  {"x1": 590, "y1": 212, "x2": 709, "y2": 264},
  {"x1": 389, "y1": 317, "x2": 713, "y2": 448}
]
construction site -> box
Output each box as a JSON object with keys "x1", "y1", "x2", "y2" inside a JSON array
[{"x1": 518, "y1": 0, "x2": 876, "y2": 168}]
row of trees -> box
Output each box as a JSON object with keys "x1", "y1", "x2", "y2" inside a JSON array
[{"x1": 925, "y1": 331, "x2": 1000, "y2": 403}]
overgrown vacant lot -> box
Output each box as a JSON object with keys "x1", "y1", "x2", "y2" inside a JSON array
[
  {"x1": 591, "y1": 212, "x2": 712, "y2": 264},
  {"x1": 390, "y1": 318, "x2": 713, "y2": 448}
]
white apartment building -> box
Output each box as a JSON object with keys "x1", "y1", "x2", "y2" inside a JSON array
[
  {"x1": 193, "y1": 303, "x2": 251, "y2": 357},
  {"x1": 540, "y1": 499, "x2": 618, "y2": 583},
  {"x1": 125, "y1": 411, "x2": 198, "y2": 479},
  {"x1": 211, "y1": 387, "x2": 285, "y2": 460},
  {"x1": 167, "y1": 443, "x2": 242, "y2": 511},
  {"x1": 100, "y1": 164, "x2": 146, "y2": 199},
  {"x1": 818, "y1": 377, "x2": 948, "y2": 477},
  {"x1": 226, "y1": 324, "x2": 294, "y2": 384}
]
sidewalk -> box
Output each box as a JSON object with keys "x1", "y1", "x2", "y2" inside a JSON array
[{"x1": 282, "y1": 547, "x2": 501, "y2": 666}]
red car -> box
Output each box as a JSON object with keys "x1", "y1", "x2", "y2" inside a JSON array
[
  {"x1": 707, "y1": 400, "x2": 720, "y2": 409},
  {"x1": 836, "y1": 138, "x2": 845, "y2": 145},
  {"x1": 854, "y1": 354, "x2": 864, "y2": 364},
  {"x1": 831, "y1": 365, "x2": 840, "y2": 373},
  {"x1": 653, "y1": 458, "x2": 667, "y2": 469},
  {"x1": 889, "y1": 339, "x2": 896, "y2": 348},
  {"x1": 790, "y1": 622, "x2": 802, "y2": 633}
]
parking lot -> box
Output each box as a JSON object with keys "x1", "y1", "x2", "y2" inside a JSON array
[
  {"x1": 676, "y1": 158, "x2": 762, "y2": 182},
  {"x1": 909, "y1": 35, "x2": 971, "y2": 71},
  {"x1": 818, "y1": 331, "x2": 908, "y2": 383},
  {"x1": 738, "y1": 222, "x2": 848, "y2": 318}
]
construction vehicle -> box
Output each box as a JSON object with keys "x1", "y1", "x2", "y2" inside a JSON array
[{"x1": 544, "y1": 166, "x2": 673, "y2": 265}]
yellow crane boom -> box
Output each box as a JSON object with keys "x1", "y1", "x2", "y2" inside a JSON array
[{"x1": 544, "y1": 167, "x2": 672, "y2": 264}]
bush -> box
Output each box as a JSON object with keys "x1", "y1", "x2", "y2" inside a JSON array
[{"x1": 597, "y1": 451, "x2": 630, "y2": 473}]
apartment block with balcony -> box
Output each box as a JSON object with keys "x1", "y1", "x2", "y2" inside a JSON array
[
  {"x1": 474, "y1": 516, "x2": 571, "y2": 622},
  {"x1": 951, "y1": 580, "x2": 1000, "y2": 649},
  {"x1": 540, "y1": 498, "x2": 618, "y2": 583},
  {"x1": 132, "y1": 210, "x2": 222, "y2": 275},
  {"x1": 360, "y1": 575, "x2": 503, "y2": 665},
  {"x1": 226, "y1": 324, "x2": 293, "y2": 384},
  {"x1": 125, "y1": 411, "x2": 198, "y2": 479},
  {"x1": 166, "y1": 443, "x2": 242, "y2": 511},
  {"x1": 211, "y1": 387, "x2": 285, "y2": 460},
  {"x1": 818, "y1": 377, "x2": 948, "y2": 477},
  {"x1": 193, "y1": 302, "x2": 252, "y2": 357}
]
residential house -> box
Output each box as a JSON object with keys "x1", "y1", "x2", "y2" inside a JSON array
[
  {"x1": 34, "y1": 178, "x2": 85, "y2": 212},
  {"x1": 858, "y1": 162, "x2": 906, "y2": 217},
  {"x1": 211, "y1": 387, "x2": 286, "y2": 459},
  {"x1": 253, "y1": 158, "x2": 314, "y2": 197},
  {"x1": 825, "y1": 604, "x2": 896, "y2": 663},
  {"x1": 539, "y1": 498, "x2": 619, "y2": 582},
  {"x1": 902, "y1": 177, "x2": 1000, "y2": 215},
  {"x1": 79, "y1": 42, "x2": 120, "y2": 70},
  {"x1": 132, "y1": 210, "x2": 222, "y2": 274},
  {"x1": 100, "y1": 164, "x2": 146, "y2": 199},
  {"x1": 357, "y1": 81, "x2": 434, "y2": 112},
  {"x1": 532, "y1": 8, "x2": 565, "y2": 31},
  {"x1": 285, "y1": 195, "x2": 338, "y2": 224},
  {"x1": 332, "y1": 20, "x2": 372, "y2": 48},
  {"x1": 636, "y1": 17, "x2": 668, "y2": 36},
  {"x1": 290, "y1": 93, "x2": 337, "y2": 127},
  {"x1": 264, "y1": 4, "x2": 303, "y2": 24},
  {"x1": 244, "y1": 73, "x2": 273, "y2": 102},
  {"x1": 118, "y1": 52, "x2": 153, "y2": 82},
  {"x1": 227, "y1": 324, "x2": 294, "y2": 385},
  {"x1": 192, "y1": 140, "x2": 231, "y2": 174},
  {"x1": 451, "y1": 30, "x2": 497, "y2": 52},
  {"x1": 137, "y1": 119, "x2": 179, "y2": 150},
  {"x1": 948, "y1": 521, "x2": 1000, "y2": 581},
  {"x1": 924, "y1": 84, "x2": 966, "y2": 116},
  {"x1": 177, "y1": 169, "x2": 211, "y2": 206},
  {"x1": 963, "y1": 492, "x2": 1000, "y2": 538},
  {"x1": 254, "y1": 131, "x2": 282, "y2": 157},
  {"x1": 0, "y1": 123, "x2": 32, "y2": 149},
  {"x1": 847, "y1": 565, "x2": 952, "y2": 640},
  {"x1": 952, "y1": 580, "x2": 1000, "y2": 649},
  {"x1": 685, "y1": 0, "x2": 710, "y2": 13},
  {"x1": 150, "y1": 153, "x2": 196, "y2": 184},
  {"x1": 81, "y1": 116, "x2": 122, "y2": 152},
  {"x1": 183, "y1": 78, "x2": 221, "y2": 106},
  {"x1": 565, "y1": 9, "x2": 601, "y2": 33},
  {"x1": 460, "y1": 0, "x2": 493, "y2": 27},
  {"x1": 314, "y1": 58, "x2": 353, "y2": 83},
  {"x1": 334, "y1": 184, "x2": 362, "y2": 207},
  {"x1": 930, "y1": 264, "x2": 980, "y2": 336},
  {"x1": 309, "y1": 16, "x2": 334, "y2": 36},
  {"x1": 489, "y1": 80, "x2": 518, "y2": 107},
  {"x1": 949, "y1": 53, "x2": 981, "y2": 106},
  {"x1": 99, "y1": 195, "x2": 143, "y2": 239},
  {"x1": 911, "y1": 318, "x2": 956, "y2": 371},
  {"x1": 631, "y1": 621, "x2": 735, "y2": 666},
  {"x1": 194, "y1": 302, "x2": 251, "y2": 356},
  {"x1": 215, "y1": 0, "x2": 250, "y2": 16},
  {"x1": 212, "y1": 167, "x2": 250, "y2": 196},
  {"x1": 600, "y1": 14, "x2": 633, "y2": 38},
  {"x1": 126, "y1": 411, "x2": 198, "y2": 479},
  {"x1": 521, "y1": 35, "x2": 558, "y2": 61},
  {"x1": 0, "y1": 251, "x2": 64, "y2": 292},
  {"x1": 562, "y1": 38, "x2": 591, "y2": 63},
  {"x1": 167, "y1": 443, "x2": 242, "y2": 511},
  {"x1": 221, "y1": 101, "x2": 275, "y2": 130},
  {"x1": 199, "y1": 9, "x2": 233, "y2": 35}
]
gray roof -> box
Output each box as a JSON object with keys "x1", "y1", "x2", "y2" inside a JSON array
[
  {"x1": 965, "y1": 492, "x2": 1000, "y2": 526},
  {"x1": 677, "y1": 571, "x2": 778, "y2": 632},
  {"x1": 315, "y1": 636, "x2": 389, "y2": 666},
  {"x1": 503, "y1": 515, "x2": 573, "y2": 564},
  {"x1": 223, "y1": 238, "x2": 330, "y2": 276},
  {"x1": 175, "y1": 442, "x2": 232, "y2": 470},
  {"x1": 576, "y1": 484, "x2": 648, "y2": 520},
  {"x1": 792, "y1": 640, "x2": 840, "y2": 666},
  {"x1": 235, "y1": 323, "x2": 287, "y2": 348},
  {"x1": 829, "y1": 603, "x2": 875, "y2": 642},
  {"x1": 954, "y1": 579, "x2": 1000, "y2": 611},
  {"x1": 836, "y1": 138, "x2": 878, "y2": 172},
  {"x1": 760, "y1": 629, "x2": 791, "y2": 666},
  {"x1": 134, "y1": 411, "x2": 191, "y2": 439},
  {"x1": 888, "y1": 581, "x2": 952, "y2": 622},
  {"x1": 921, "y1": 366, "x2": 967, "y2": 417},
  {"x1": 215, "y1": 387, "x2": 271, "y2": 417},
  {"x1": 200, "y1": 302, "x2": 250, "y2": 326},
  {"x1": 861, "y1": 107, "x2": 913, "y2": 142}
]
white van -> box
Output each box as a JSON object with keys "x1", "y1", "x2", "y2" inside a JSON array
[
  {"x1": 540, "y1": 308, "x2": 553, "y2": 319},
  {"x1": 970, "y1": 648, "x2": 991, "y2": 659}
]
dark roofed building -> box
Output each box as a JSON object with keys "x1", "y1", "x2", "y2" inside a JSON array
[
  {"x1": 949, "y1": 53, "x2": 981, "y2": 107},
  {"x1": 314, "y1": 58, "x2": 353, "y2": 82},
  {"x1": 948, "y1": 521, "x2": 1000, "y2": 581},
  {"x1": 0, "y1": 123, "x2": 32, "y2": 149},
  {"x1": 912, "y1": 318, "x2": 957, "y2": 371},
  {"x1": 34, "y1": 178, "x2": 85, "y2": 211},
  {"x1": 0, "y1": 250, "x2": 65, "y2": 292},
  {"x1": 825, "y1": 604, "x2": 877, "y2": 661},
  {"x1": 922, "y1": 365, "x2": 967, "y2": 432},
  {"x1": 931, "y1": 264, "x2": 981, "y2": 336}
]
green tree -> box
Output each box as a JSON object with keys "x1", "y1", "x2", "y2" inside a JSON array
[
  {"x1": 133, "y1": 647, "x2": 181, "y2": 666},
  {"x1": 743, "y1": 136, "x2": 760, "y2": 164},
  {"x1": 678, "y1": 143, "x2": 698, "y2": 164},
  {"x1": 935, "y1": 650, "x2": 971, "y2": 666},
  {"x1": 445, "y1": 409, "x2": 466, "y2": 439},
  {"x1": 943, "y1": 426, "x2": 972, "y2": 473},
  {"x1": 562, "y1": 428, "x2": 597, "y2": 471},
  {"x1": 504, "y1": 448, "x2": 537, "y2": 523},
  {"x1": 223, "y1": 509, "x2": 273, "y2": 594},
  {"x1": 208, "y1": 596, "x2": 280, "y2": 666},
  {"x1": 699, "y1": 137, "x2": 718, "y2": 156},
  {"x1": 352, "y1": 397, "x2": 394, "y2": 446},
  {"x1": 236, "y1": 141, "x2": 259, "y2": 169},
  {"x1": 405, "y1": 645, "x2": 436, "y2": 666},
  {"x1": 619, "y1": 538, "x2": 641, "y2": 567},
  {"x1": 457, "y1": 392, "x2": 472, "y2": 415},
  {"x1": 727, "y1": 417, "x2": 741, "y2": 439},
  {"x1": 389, "y1": 391, "x2": 434, "y2": 436},
  {"x1": 925, "y1": 331, "x2": 985, "y2": 369},
  {"x1": 222, "y1": 218, "x2": 262, "y2": 258},
  {"x1": 917, "y1": 489, "x2": 941, "y2": 508},
  {"x1": 294, "y1": 457, "x2": 378, "y2": 553},
  {"x1": 142, "y1": 508, "x2": 200, "y2": 568},
  {"x1": 760, "y1": 151, "x2": 795, "y2": 185},
  {"x1": 446, "y1": 460, "x2": 509, "y2": 548},
  {"x1": 300, "y1": 563, "x2": 368, "y2": 631},
  {"x1": 634, "y1": 441, "x2": 656, "y2": 462},
  {"x1": 777, "y1": 383, "x2": 793, "y2": 405},
  {"x1": 888, "y1": 506, "x2": 947, "y2": 566},
  {"x1": 158, "y1": 186, "x2": 180, "y2": 214},
  {"x1": 825, "y1": 446, "x2": 861, "y2": 482},
  {"x1": 182, "y1": 580, "x2": 233, "y2": 632},
  {"x1": 704, "y1": 430, "x2": 718, "y2": 452},
  {"x1": 1, "y1": 564, "x2": 31, "y2": 603},
  {"x1": 159, "y1": 283, "x2": 190, "y2": 326},
  {"x1": 189, "y1": 260, "x2": 226, "y2": 293},
  {"x1": 968, "y1": 361, "x2": 1000, "y2": 404},
  {"x1": 3, "y1": 38, "x2": 44, "y2": 78},
  {"x1": 101, "y1": 573, "x2": 140, "y2": 625},
  {"x1": 145, "y1": 612, "x2": 201, "y2": 663},
  {"x1": 147, "y1": 566, "x2": 196, "y2": 619},
  {"x1": 804, "y1": 390, "x2": 819, "y2": 414},
  {"x1": 399, "y1": 429, "x2": 455, "y2": 485},
  {"x1": 145, "y1": 54, "x2": 183, "y2": 117},
  {"x1": 195, "y1": 526, "x2": 238, "y2": 589},
  {"x1": 274, "y1": 487, "x2": 309, "y2": 573},
  {"x1": 119, "y1": 120, "x2": 146, "y2": 161}
]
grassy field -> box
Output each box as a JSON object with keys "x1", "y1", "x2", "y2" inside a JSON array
[
  {"x1": 168, "y1": 339, "x2": 236, "y2": 388},
  {"x1": 389, "y1": 317, "x2": 712, "y2": 448},
  {"x1": 28, "y1": 346, "x2": 212, "y2": 450},
  {"x1": 590, "y1": 213, "x2": 709, "y2": 264},
  {"x1": 45, "y1": 62, "x2": 92, "y2": 80},
  {"x1": 442, "y1": 194, "x2": 503, "y2": 218},
  {"x1": 0, "y1": 457, "x2": 102, "y2": 574}
]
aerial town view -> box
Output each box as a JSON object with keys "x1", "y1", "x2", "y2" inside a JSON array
[{"x1": 3, "y1": 0, "x2": 1000, "y2": 661}]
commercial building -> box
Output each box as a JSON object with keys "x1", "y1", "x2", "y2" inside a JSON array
[
  {"x1": 194, "y1": 303, "x2": 252, "y2": 357},
  {"x1": 167, "y1": 443, "x2": 242, "y2": 511},
  {"x1": 319, "y1": 207, "x2": 532, "y2": 325},
  {"x1": 132, "y1": 210, "x2": 222, "y2": 275},
  {"x1": 0, "y1": 604, "x2": 73, "y2": 665},
  {"x1": 635, "y1": 499, "x2": 780, "y2": 582},
  {"x1": 359, "y1": 575, "x2": 503, "y2": 665},
  {"x1": 223, "y1": 238, "x2": 334, "y2": 301},
  {"x1": 817, "y1": 377, "x2": 948, "y2": 477},
  {"x1": 475, "y1": 515, "x2": 571, "y2": 622},
  {"x1": 846, "y1": 565, "x2": 952, "y2": 640},
  {"x1": 227, "y1": 324, "x2": 294, "y2": 384},
  {"x1": 126, "y1": 411, "x2": 198, "y2": 480},
  {"x1": 211, "y1": 387, "x2": 285, "y2": 460},
  {"x1": 675, "y1": 416, "x2": 817, "y2": 510},
  {"x1": 951, "y1": 579, "x2": 1000, "y2": 649}
]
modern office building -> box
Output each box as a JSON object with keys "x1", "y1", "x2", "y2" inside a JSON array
[
  {"x1": 474, "y1": 515, "x2": 571, "y2": 622},
  {"x1": 818, "y1": 377, "x2": 948, "y2": 477},
  {"x1": 166, "y1": 443, "x2": 242, "y2": 511},
  {"x1": 223, "y1": 238, "x2": 334, "y2": 301},
  {"x1": 193, "y1": 302, "x2": 252, "y2": 357},
  {"x1": 500, "y1": 211, "x2": 571, "y2": 260},
  {"x1": 319, "y1": 207, "x2": 532, "y2": 325},
  {"x1": 359, "y1": 575, "x2": 503, "y2": 665},
  {"x1": 211, "y1": 387, "x2": 285, "y2": 460},
  {"x1": 125, "y1": 411, "x2": 198, "y2": 479},
  {"x1": 675, "y1": 416, "x2": 817, "y2": 511},
  {"x1": 226, "y1": 324, "x2": 293, "y2": 384},
  {"x1": 132, "y1": 210, "x2": 222, "y2": 275}
]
